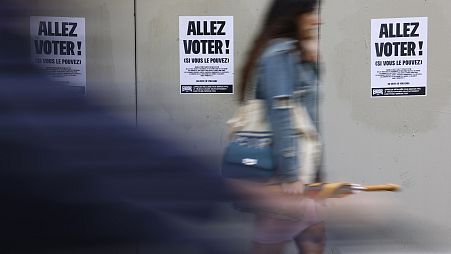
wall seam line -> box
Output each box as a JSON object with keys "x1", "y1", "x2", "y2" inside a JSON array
[{"x1": 134, "y1": 0, "x2": 138, "y2": 127}]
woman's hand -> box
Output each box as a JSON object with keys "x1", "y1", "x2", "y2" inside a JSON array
[{"x1": 281, "y1": 180, "x2": 305, "y2": 195}]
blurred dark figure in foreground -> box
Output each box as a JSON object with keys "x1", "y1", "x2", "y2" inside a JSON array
[{"x1": 0, "y1": 1, "x2": 229, "y2": 253}]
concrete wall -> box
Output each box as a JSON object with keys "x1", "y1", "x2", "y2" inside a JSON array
[
  {"x1": 136, "y1": 0, "x2": 451, "y2": 251},
  {"x1": 135, "y1": 0, "x2": 270, "y2": 161},
  {"x1": 11, "y1": 0, "x2": 451, "y2": 252},
  {"x1": 321, "y1": 0, "x2": 451, "y2": 251},
  {"x1": 17, "y1": 0, "x2": 136, "y2": 121}
]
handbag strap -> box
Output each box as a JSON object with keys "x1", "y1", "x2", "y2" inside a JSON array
[{"x1": 242, "y1": 71, "x2": 259, "y2": 103}]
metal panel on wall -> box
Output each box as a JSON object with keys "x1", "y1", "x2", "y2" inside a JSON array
[
  {"x1": 9, "y1": 0, "x2": 451, "y2": 252},
  {"x1": 321, "y1": 0, "x2": 451, "y2": 252},
  {"x1": 135, "y1": 0, "x2": 270, "y2": 160},
  {"x1": 14, "y1": 0, "x2": 136, "y2": 121}
]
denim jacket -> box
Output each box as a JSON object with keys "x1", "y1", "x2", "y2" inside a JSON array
[{"x1": 255, "y1": 38, "x2": 321, "y2": 183}]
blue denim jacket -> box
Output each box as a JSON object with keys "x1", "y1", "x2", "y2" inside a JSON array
[{"x1": 255, "y1": 38, "x2": 320, "y2": 183}]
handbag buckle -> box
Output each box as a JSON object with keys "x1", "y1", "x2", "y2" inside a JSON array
[{"x1": 242, "y1": 158, "x2": 258, "y2": 166}]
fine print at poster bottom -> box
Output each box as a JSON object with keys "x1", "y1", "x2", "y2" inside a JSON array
[
  {"x1": 181, "y1": 85, "x2": 233, "y2": 94},
  {"x1": 372, "y1": 87, "x2": 426, "y2": 97}
]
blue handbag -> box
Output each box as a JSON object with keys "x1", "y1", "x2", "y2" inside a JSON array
[
  {"x1": 221, "y1": 98, "x2": 321, "y2": 183},
  {"x1": 222, "y1": 131, "x2": 274, "y2": 181},
  {"x1": 221, "y1": 100, "x2": 276, "y2": 181}
]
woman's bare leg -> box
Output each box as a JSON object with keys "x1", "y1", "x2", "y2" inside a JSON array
[{"x1": 294, "y1": 222, "x2": 325, "y2": 254}]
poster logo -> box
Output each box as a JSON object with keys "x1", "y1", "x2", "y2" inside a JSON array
[
  {"x1": 372, "y1": 89, "x2": 384, "y2": 96},
  {"x1": 181, "y1": 86, "x2": 193, "y2": 93}
]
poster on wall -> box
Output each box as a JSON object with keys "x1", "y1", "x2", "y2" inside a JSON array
[
  {"x1": 30, "y1": 16, "x2": 86, "y2": 94},
  {"x1": 371, "y1": 17, "x2": 428, "y2": 97},
  {"x1": 179, "y1": 16, "x2": 234, "y2": 94}
]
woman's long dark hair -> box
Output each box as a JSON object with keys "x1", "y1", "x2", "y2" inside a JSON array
[{"x1": 239, "y1": 0, "x2": 319, "y2": 102}]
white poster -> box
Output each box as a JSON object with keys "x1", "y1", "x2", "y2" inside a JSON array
[
  {"x1": 30, "y1": 16, "x2": 86, "y2": 93},
  {"x1": 371, "y1": 17, "x2": 428, "y2": 97},
  {"x1": 179, "y1": 16, "x2": 234, "y2": 94}
]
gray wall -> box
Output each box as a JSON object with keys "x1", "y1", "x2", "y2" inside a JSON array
[
  {"x1": 17, "y1": 0, "x2": 137, "y2": 121},
  {"x1": 14, "y1": 0, "x2": 451, "y2": 253},
  {"x1": 136, "y1": 0, "x2": 270, "y2": 160},
  {"x1": 136, "y1": 0, "x2": 451, "y2": 251},
  {"x1": 321, "y1": 0, "x2": 451, "y2": 251}
]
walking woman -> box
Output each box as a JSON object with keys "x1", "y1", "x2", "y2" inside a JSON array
[{"x1": 238, "y1": 0, "x2": 325, "y2": 253}]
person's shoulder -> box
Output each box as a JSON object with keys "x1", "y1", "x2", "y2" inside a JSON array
[{"x1": 261, "y1": 38, "x2": 297, "y2": 59}]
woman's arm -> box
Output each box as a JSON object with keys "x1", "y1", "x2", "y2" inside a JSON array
[{"x1": 260, "y1": 50, "x2": 301, "y2": 186}]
